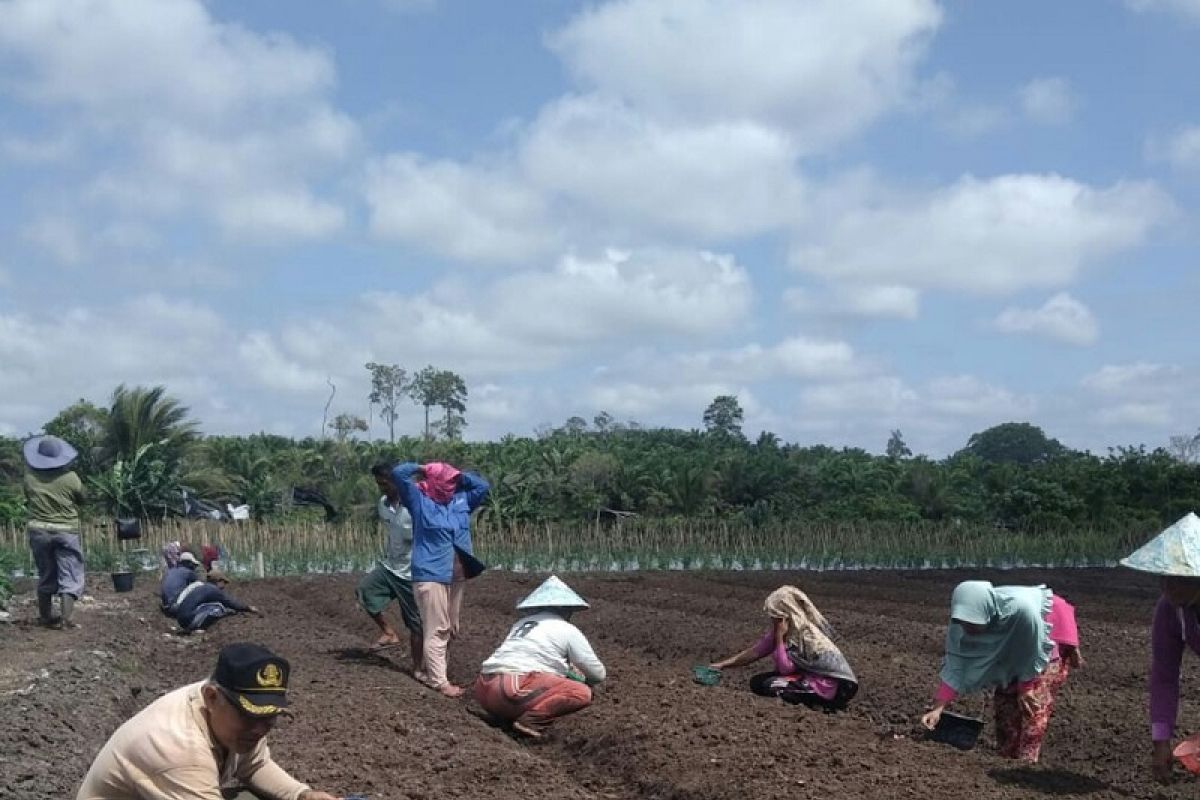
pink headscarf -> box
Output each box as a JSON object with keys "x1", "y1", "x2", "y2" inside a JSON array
[{"x1": 418, "y1": 462, "x2": 461, "y2": 505}]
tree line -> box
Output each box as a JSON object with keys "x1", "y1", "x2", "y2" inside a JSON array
[{"x1": 1, "y1": 386, "x2": 1197, "y2": 535}]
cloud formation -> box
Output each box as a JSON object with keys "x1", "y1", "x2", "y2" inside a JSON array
[
  {"x1": 993, "y1": 292, "x2": 1100, "y2": 346},
  {"x1": 791, "y1": 174, "x2": 1172, "y2": 295}
]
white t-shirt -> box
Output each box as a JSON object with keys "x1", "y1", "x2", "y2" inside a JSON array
[
  {"x1": 377, "y1": 496, "x2": 413, "y2": 581},
  {"x1": 480, "y1": 611, "x2": 606, "y2": 684}
]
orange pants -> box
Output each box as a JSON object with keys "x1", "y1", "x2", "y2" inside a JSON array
[{"x1": 474, "y1": 672, "x2": 592, "y2": 731}]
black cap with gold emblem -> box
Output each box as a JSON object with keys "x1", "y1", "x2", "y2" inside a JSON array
[{"x1": 213, "y1": 643, "x2": 290, "y2": 717}]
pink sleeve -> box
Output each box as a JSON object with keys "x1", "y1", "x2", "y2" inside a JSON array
[
  {"x1": 935, "y1": 681, "x2": 958, "y2": 705},
  {"x1": 750, "y1": 630, "x2": 774, "y2": 659},
  {"x1": 771, "y1": 641, "x2": 793, "y2": 675},
  {"x1": 749, "y1": 630, "x2": 792, "y2": 673},
  {"x1": 1046, "y1": 595, "x2": 1079, "y2": 647}
]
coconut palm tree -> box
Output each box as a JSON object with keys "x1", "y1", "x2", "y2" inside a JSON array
[
  {"x1": 102, "y1": 384, "x2": 198, "y2": 466},
  {"x1": 89, "y1": 385, "x2": 201, "y2": 519}
]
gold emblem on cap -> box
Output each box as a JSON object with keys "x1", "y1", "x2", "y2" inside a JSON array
[
  {"x1": 238, "y1": 694, "x2": 281, "y2": 715},
  {"x1": 256, "y1": 663, "x2": 283, "y2": 688}
]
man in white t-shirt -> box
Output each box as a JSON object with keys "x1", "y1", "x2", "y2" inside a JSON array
[
  {"x1": 474, "y1": 575, "x2": 606, "y2": 738},
  {"x1": 355, "y1": 463, "x2": 424, "y2": 680}
]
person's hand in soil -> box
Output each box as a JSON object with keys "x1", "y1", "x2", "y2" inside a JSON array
[
  {"x1": 298, "y1": 791, "x2": 341, "y2": 800},
  {"x1": 1152, "y1": 740, "x2": 1174, "y2": 783},
  {"x1": 247, "y1": 606, "x2": 261, "y2": 615},
  {"x1": 921, "y1": 704, "x2": 946, "y2": 730}
]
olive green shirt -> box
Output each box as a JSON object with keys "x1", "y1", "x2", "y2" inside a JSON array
[{"x1": 24, "y1": 468, "x2": 84, "y2": 529}]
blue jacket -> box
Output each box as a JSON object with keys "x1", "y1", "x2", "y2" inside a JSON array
[
  {"x1": 160, "y1": 565, "x2": 200, "y2": 610},
  {"x1": 391, "y1": 463, "x2": 490, "y2": 584}
]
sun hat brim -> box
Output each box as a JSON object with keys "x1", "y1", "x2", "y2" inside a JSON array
[{"x1": 22, "y1": 436, "x2": 78, "y2": 470}]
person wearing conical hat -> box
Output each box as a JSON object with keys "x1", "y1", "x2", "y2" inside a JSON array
[
  {"x1": 474, "y1": 575, "x2": 606, "y2": 739},
  {"x1": 708, "y1": 586, "x2": 859, "y2": 711},
  {"x1": 23, "y1": 435, "x2": 86, "y2": 629},
  {"x1": 1120, "y1": 512, "x2": 1200, "y2": 782}
]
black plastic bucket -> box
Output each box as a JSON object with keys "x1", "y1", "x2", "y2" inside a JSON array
[
  {"x1": 930, "y1": 711, "x2": 984, "y2": 751},
  {"x1": 111, "y1": 571, "x2": 135, "y2": 593}
]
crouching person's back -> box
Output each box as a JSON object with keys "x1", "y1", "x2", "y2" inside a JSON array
[{"x1": 474, "y1": 576, "x2": 605, "y2": 739}]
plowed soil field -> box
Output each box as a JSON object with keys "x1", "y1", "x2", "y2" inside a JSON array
[{"x1": 2, "y1": 568, "x2": 1197, "y2": 799}]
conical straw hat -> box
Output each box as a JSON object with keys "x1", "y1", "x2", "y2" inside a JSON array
[
  {"x1": 1120, "y1": 512, "x2": 1200, "y2": 577},
  {"x1": 516, "y1": 575, "x2": 589, "y2": 610}
]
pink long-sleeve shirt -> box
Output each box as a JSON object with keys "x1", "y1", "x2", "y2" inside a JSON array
[
  {"x1": 751, "y1": 630, "x2": 839, "y2": 700},
  {"x1": 934, "y1": 593, "x2": 1079, "y2": 704},
  {"x1": 1150, "y1": 596, "x2": 1200, "y2": 742}
]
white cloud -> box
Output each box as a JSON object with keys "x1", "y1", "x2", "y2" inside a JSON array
[
  {"x1": 1081, "y1": 362, "x2": 1183, "y2": 395},
  {"x1": 784, "y1": 284, "x2": 919, "y2": 319},
  {"x1": 792, "y1": 173, "x2": 1173, "y2": 295},
  {"x1": 547, "y1": 0, "x2": 941, "y2": 148},
  {"x1": 490, "y1": 248, "x2": 752, "y2": 342},
  {"x1": 23, "y1": 215, "x2": 85, "y2": 265},
  {"x1": 673, "y1": 337, "x2": 864, "y2": 383},
  {"x1": 520, "y1": 94, "x2": 805, "y2": 239},
  {"x1": 1019, "y1": 77, "x2": 1080, "y2": 125},
  {"x1": 0, "y1": 0, "x2": 355, "y2": 242},
  {"x1": 365, "y1": 153, "x2": 554, "y2": 263},
  {"x1": 0, "y1": 295, "x2": 233, "y2": 434},
  {"x1": 1, "y1": 133, "x2": 74, "y2": 164},
  {"x1": 0, "y1": 0, "x2": 333, "y2": 121},
  {"x1": 940, "y1": 103, "x2": 1009, "y2": 138},
  {"x1": 1095, "y1": 402, "x2": 1173, "y2": 427},
  {"x1": 236, "y1": 332, "x2": 331, "y2": 394},
  {"x1": 349, "y1": 247, "x2": 753, "y2": 377},
  {"x1": 801, "y1": 377, "x2": 917, "y2": 413},
  {"x1": 1124, "y1": 0, "x2": 1200, "y2": 21},
  {"x1": 1080, "y1": 362, "x2": 1198, "y2": 435},
  {"x1": 585, "y1": 381, "x2": 750, "y2": 420},
  {"x1": 993, "y1": 292, "x2": 1100, "y2": 346},
  {"x1": 925, "y1": 375, "x2": 1036, "y2": 419},
  {"x1": 1147, "y1": 126, "x2": 1200, "y2": 170}
]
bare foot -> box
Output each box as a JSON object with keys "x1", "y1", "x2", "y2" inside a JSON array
[
  {"x1": 413, "y1": 669, "x2": 430, "y2": 685},
  {"x1": 436, "y1": 683, "x2": 465, "y2": 698}
]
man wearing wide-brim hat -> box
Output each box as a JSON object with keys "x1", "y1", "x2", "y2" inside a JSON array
[
  {"x1": 1120, "y1": 512, "x2": 1200, "y2": 782},
  {"x1": 474, "y1": 575, "x2": 607, "y2": 739},
  {"x1": 22, "y1": 434, "x2": 86, "y2": 628},
  {"x1": 76, "y1": 643, "x2": 343, "y2": 800}
]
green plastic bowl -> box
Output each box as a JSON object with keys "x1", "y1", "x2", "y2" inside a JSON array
[{"x1": 692, "y1": 665, "x2": 722, "y2": 686}]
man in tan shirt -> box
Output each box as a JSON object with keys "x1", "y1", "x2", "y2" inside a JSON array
[{"x1": 76, "y1": 643, "x2": 343, "y2": 800}]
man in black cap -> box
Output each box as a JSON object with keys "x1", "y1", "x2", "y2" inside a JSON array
[{"x1": 77, "y1": 643, "x2": 342, "y2": 800}]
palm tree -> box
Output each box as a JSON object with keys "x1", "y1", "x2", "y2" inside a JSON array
[
  {"x1": 90, "y1": 385, "x2": 201, "y2": 518},
  {"x1": 103, "y1": 384, "x2": 198, "y2": 466}
]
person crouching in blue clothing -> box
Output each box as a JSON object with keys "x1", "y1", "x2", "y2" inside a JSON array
[{"x1": 390, "y1": 461, "x2": 489, "y2": 697}]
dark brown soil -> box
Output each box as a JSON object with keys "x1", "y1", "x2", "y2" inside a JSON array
[{"x1": 1, "y1": 567, "x2": 1197, "y2": 799}]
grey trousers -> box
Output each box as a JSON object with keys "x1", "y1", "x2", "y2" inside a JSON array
[{"x1": 27, "y1": 528, "x2": 85, "y2": 598}]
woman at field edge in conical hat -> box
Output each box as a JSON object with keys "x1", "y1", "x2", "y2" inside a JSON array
[
  {"x1": 1119, "y1": 512, "x2": 1200, "y2": 783},
  {"x1": 708, "y1": 586, "x2": 858, "y2": 710},
  {"x1": 920, "y1": 580, "x2": 1082, "y2": 763},
  {"x1": 475, "y1": 575, "x2": 606, "y2": 739}
]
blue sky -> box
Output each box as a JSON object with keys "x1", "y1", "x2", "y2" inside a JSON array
[{"x1": 1, "y1": 0, "x2": 1197, "y2": 455}]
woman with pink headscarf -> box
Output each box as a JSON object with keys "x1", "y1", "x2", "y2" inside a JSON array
[{"x1": 390, "y1": 461, "x2": 490, "y2": 697}]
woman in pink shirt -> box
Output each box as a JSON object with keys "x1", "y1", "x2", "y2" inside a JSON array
[
  {"x1": 709, "y1": 586, "x2": 858, "y2": 710},
  {"x1": 920, "y1": 581, "x2": 1082, "y2": 762}
]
